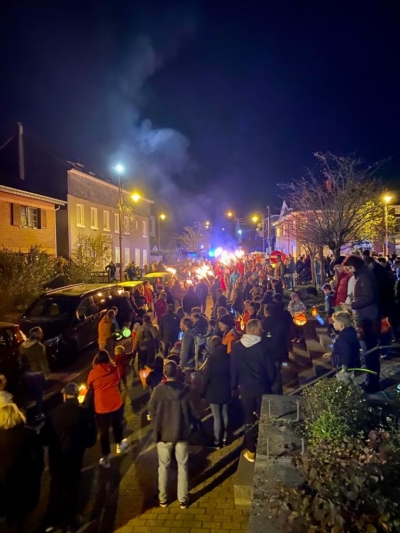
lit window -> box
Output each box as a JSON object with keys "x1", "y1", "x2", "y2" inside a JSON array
[
  {"x1": 103, "y1": 211, "x2": 110, "y2": 231},
  {"x1": 123, "y1": 215, "x2": 130, "y2": 235},
  {"x1": 21, "y1": 206, "x2": 39, "y2": 228},
  {"x1": 124, "y1": 247, "x2": 130, "y2": 264},
  {"x1": 76, "y1": 204, "x2": 84, "y2": 227},
  {"x1": 114, "y1": 213, "x2": 120, "y2": 233},
  {"x1": 91, "y1": 207, "x2": 98, "y2": 229},
  {"x1": 142, "y1": 220, "x2": 147, "y2": 237}
]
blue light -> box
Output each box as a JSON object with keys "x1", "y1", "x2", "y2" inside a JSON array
[{"x1": 208, "y1": 250, "x2": 215, "y2": 258}]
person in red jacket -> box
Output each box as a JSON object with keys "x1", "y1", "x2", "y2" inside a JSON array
[
  {"x1": 332, "y1": 256, "x2": 352, "y2": 307},
  {"x1": 154, "y1": 292, "x2": 168, "y2": 323},
  {"x1": 87, "y1": 350, "x2": 128, "y2": 468}
]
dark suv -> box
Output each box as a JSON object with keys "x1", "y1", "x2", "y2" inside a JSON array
[{"x1": 19, "y1": 283, "x2": 117, "y2": 363}]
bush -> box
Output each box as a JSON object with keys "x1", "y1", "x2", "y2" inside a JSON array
[{"x1": 302, "y1": 378, "x2": 369, "y2": 444}]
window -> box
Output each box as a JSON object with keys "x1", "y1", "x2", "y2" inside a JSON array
[
  {"x1": 142, "y1": 220, "x2": 147, "y2": 237},
  {"x1": 123, "y1": 215, "x2": 130, "y2": 235},
  {"x1": 115, "y1": 246, "x2": 120, "y2": 263},
  {"x1": 20, "y1": 206, "x2": 39, "y2": 228},
  {"x1": 135, "y1": 248, "x2": 141, "y2": 266},
  {"x1": 114, "y1": 213, "x2": 120, "y2": 233},
  {"x1": 90, "y1": 207, "x2": 98, "y2": 229},
  {"x1": 76, "y1": 204, "x2": 84, "y2": 227},
  {"x1": 103, "y1": 210, "x2": 110, "y2": 231},
  {"x1": 135, "y1": 220, "x2": 139, "y2": 231},
  {"x1": 77, "y1": 298, "x2": 94, "y2": 320},
  {"x1": 124, "y1": 247, "x2": 130, "y2": 265},
  {"x1": 142, "y1": 248, "x2": 148, "y2": 265}
]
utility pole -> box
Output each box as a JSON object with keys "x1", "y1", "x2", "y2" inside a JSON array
[{"x1": 267, "y1": 205, "x2": 271, "y2": 254}]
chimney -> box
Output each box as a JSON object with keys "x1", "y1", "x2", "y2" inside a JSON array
[{"x1": 17, "y1": 122, "x2": 25, "y2": 181}]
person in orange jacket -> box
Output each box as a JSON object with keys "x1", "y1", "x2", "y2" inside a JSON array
[
  {"x1": 98, "y1": 309, "x2": 116, "y2": 354},
  {"x1": 218, "y1": 315, "x2": 238, "y2": 354}
]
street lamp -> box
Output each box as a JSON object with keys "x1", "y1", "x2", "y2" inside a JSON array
[
  {"x1": 115, "y1": 164, "x2": 141, "y2": 281},
  {"x1": 252, "y1": 212, "x2": 266, "y2": 253},
  {"x1": 383, "y1": 194, "x2": 393, "y2": 257},
  {"x1": 227, "y1": 211, "x2": 234, "y2": 218},
  {"x1": 158, "y1": 210, "x2": 166, "y2": 251}
]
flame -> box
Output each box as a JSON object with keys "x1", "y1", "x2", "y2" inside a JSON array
[{"x1": 166, "y1": 267, "x2": 177, "y2": 275}]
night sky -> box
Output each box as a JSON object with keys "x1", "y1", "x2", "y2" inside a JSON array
[{"x1": 1, "y1": 0, "x2": 400, "y2": 225}]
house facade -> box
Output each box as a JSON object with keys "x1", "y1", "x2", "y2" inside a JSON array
[
  {"x1": 57, "y1": 167, "x2": 153, "y2": 267},
  {"x1": 0, "y1": 184, "x2": 65, "y2": 254}
]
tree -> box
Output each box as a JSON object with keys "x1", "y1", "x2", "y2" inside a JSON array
[
  {"x1": 67, "y1": 233, "x2": 113, "y2": 283},
  {"x1": 175, "y1": 222, "x2": 210, "y2": 256},
  {"x1": 281, "y1": 152, "x2": 388, "y2": 258}
]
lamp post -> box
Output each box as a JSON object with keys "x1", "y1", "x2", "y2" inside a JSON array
[
  {"x1": 115, "y1": 164, "x2": 140, "y2": 281},
  {"x1": 383, "y1": 194, "x2": 393, "y2": 257},
  {"x1": 252, "y1": 212, "x2": 266, "y2": 253},
  {"x1": 158, "y1": 210, "x2": 166, "y2": 251}
]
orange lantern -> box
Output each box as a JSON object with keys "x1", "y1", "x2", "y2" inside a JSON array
[
  {"x1": 293, "y1": 312, "x2": 307, "y2": 327},
  {"x1": 311, "y1": 306, "x2": 318, "y2": 317},
  {"x1": 139, "y1": 366, "x2": 152, "y2": 388},
  {"x1": 78, "y1": 384, "x2": 88, "y2": 404}
]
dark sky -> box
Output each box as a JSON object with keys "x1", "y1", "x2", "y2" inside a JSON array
[{"x1": 1, "y1": 0, "x2": 400, "y2": 224}]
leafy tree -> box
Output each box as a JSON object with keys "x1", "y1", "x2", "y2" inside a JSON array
[
  {"x1": 174, "y1": 222, "x2": 210, "y2": 256},
  {"x1": 67, "y1": 233, "x2": 113, "y2": 283},
  {"x1": 281, "y1": 152, "x2": 388, "y2": 258}
]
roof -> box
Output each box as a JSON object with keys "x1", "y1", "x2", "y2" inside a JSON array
[
  {"x1": 45, "y1": 283, "x2": 117, "y2": 297},
  {"x1": 0, "y1": 184, "x2": 66, "y2": 205},
  {"x1": 0, "y1": 322, "x2": 17, "y2": 328},
  {"x1": 142, "y1": 272, "x2": 170, "y2": 279},
  {"x1": 117, "y1": 281, "x2": 143, "y2": 288}
]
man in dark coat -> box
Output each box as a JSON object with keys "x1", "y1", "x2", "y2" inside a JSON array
[
  {"x1": 195, "y1": 280, "x2": 209, "y2": 314},
  {"x1": 159, "y1": 304, "x2": 180, "y2": 356},
  {"x1": 231, "y1": 319, "x2": 275, "y2": 463},
  {"x1": 149, "y1": 361, "x2": 193, "y2": 509},
  {"x1": 261, "y1": 304, "x2": 287, "y2": 394},
  {"x1": 41, "y1": 382, "x2": 93, "y2": 532},
  {"x1": 212, "y1": 289, "x2": 228, "y2": 317},
  {"x1": 182, "y1": 287, "x2": 201, "y2": 315}
]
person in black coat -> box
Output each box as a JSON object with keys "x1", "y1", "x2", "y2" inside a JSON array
[
  {"x1": 164, "y1": 285, "x2": 175, "y2": 307},
  {"x1": 328, "y1": 312, "x2": 361, "y2": 370},
  {"x1": 210, "y1": 278, "x2": 221, "y2": 306},
  {"x1": 212, "y1": 289, "x2": 228, "y2": 317},
  {"x1": 159, "y1": 305, "x2": 181, "y2": 356},
  {"x1": 0, "y1": 403, "x2": 44, "y2": 530},
  {"x1": 182, "y1": 287, "x2": 201, "y2": 315},
  {"x1": 41, "y1": 382, "x2": 93, "y2": 532},
  {"x1": 195, "y1": 280, "x2": 209, "y2": 314},
  {"x1": 231, "y1": 319, "x2": 275, "y2": 462},
  {"x1": 201, "y1": 337, "x2": 231, "y2": 447},
  {"x1": 261, "y1": 304, "x2": 288, "y2": 394}
]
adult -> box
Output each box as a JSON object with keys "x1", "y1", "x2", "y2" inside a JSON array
[
  {"x1": 261, "y1": 304, "x2": 287, "y2": 394},
  {"x1": 143, "y1": 280, "x2": 154, "y2": 310},
  {"x1": 41, "y1": 382, "x2": 93, "y2": 532},
  {"x1": 210, "y1": 278, "x2": 221, "y2": 307},
  {"x1": 244, "y1": 276, "x2": 254, "y2": 300},
  {"x1": 231, "y1": 319, "x2": 275, "y2": 462},
  {"x1": 98, "y1": 308, "x2": 117, "y2": 355},
  {"x1": 149, "y1": 360, "x2": 193, "y2": 509},
  {"x1": 212, "y1": 289, "x2": 228, "y2": 318},
  {"x1": 284, "y1": 257, "x2": 296, "y2": 290},
  {"x1": 134, "y1": 315, "x2": 160, "y2": 369},
  {"x1": 201, "y1": 337, "x2": 231, "y2": 448},
  {"x1": 182, "y1": 286, "x2": 201, "y2": 316},
  {"x1": 0, "y1": 403, "x2": 44, "y2": 530},
  {"x1": 87, "y1": 351, "x2": 128, "y2": 468},
  {"x1": 172, "y1": 280, "x2": 184, "y2": 310},
  {"x1": 118, "y1": 292, "x2": 135, "y2": 328},
  {"x1": 105, "y1": 261, "x2": 116, "y2": 282},
  {"x1": 274, "y1": 255, "x2": 285, "y2": 282},
  {"x1": 179, "y1": 318, "x2": 196, "y2": 370},
  {"x1": 343, "y1": 255, "x2": 380, "y2": 392},
  {"x1": 218, "y1": 315, "x2": 237, "y2": 354},
  {"x1": 364, "y1": 256, "x2": 396, "y2": 323},
  {"x1": 159, "y1": 304, "x2": 180, "y2": 357},
  {"x1": 164, "y1": 284, "x2": 175, "y2": 307},
  {"x1": 154, "y1": 292, "x2": 168, "y2": 323},
  {"x1": 231, "y1": 282, "x2": 244, "y2": 317},
  {"x1": 195, "y1": 279, "x2": 209, "y2": 314},
  {"x1": 332, "y1": 256, "x2": 352, "y2": 307},
  {"x1": 20, "y1": 326, "x2": 50, "y2": 421}
]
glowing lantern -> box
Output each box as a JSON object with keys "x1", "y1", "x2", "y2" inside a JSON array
[
  {"x1": 78, "y1": 384, "x2": 88, "y2": 404},
  {"x1": 122, "y1": 326, "x2": 131, "y2": 338},
  {"x1": 293, "y1": 312, "x2": 307, "y2": 327},
  {"x1": 311, "y1": 306, "x2": 318, "y2": 317},
  {"x1": 139, "y1": 366, "x2": 151, "y2": 388}
]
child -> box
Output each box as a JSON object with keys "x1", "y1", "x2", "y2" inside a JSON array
[
  {"x1": 322, "y1": 283, "x2": 334, "y2": 317},
  {"x1": 114, "y1": 345, "x2": 132, "y2": 389},
  {"x1": 288, "y1": 292, "x2": 307, "y2": 343},
  {"x1": 327, "y1": 311, "x2": 361, "y2": 370}
]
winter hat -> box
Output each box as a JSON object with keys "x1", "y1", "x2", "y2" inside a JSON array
[
  {"x1": 61, "y1": 382, "x2": 80, "y2": 397},
  {"x1": 169, "y1": 342, "x2": 181, "y2": 357},
  {"x1": 218, "y1": 314, "x2": 233, "y2": 326},
  {"x1": 333, "y1": 256, "x2": 346, "y2": 266}
]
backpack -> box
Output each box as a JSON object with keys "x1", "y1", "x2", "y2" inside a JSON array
[{"x1": 139, "y1": 327, "x2": 155, "y2": 352}]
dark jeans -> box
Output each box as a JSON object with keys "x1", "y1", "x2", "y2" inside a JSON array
[
  {"x1": 138, "y1": 349, "x2": 156, "y2": 369},
  {"x1": 210, "y1": 403, "x2": 229, "y2": 444},
  {"x1": 163, "y1": 339, "x2": 177, "y2": 357},
  {"x1": 97, "y1": 407, "x2": 123, "y2": 456},
  {"x1": 24, "y1": 372, "x2": 45, "y2": 415},
  {"x1": 47, "y1": 454, "x2": 83, "y2": 529},
  {"x1": 241, "y1": 395, "x2": 262, "y2": 453},
  {"x1": 360, "y1": 318, "x2": 380, "y2": 392}
]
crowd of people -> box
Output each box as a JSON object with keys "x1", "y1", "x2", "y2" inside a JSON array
[{"x1": 1, "y1": 249, "x2": 399, "y2": 531}]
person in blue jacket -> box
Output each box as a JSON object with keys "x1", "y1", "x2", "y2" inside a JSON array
[{"x1": 325, "y1": 311, "x2": 361, "y2": 370}]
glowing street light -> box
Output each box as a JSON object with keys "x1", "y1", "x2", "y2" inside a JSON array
[
  {"x1": 252, "y1": 215, "x2": 259, "y2": 223},
  {"x1": 158, "y1": 210, "x2": 167, "y2": 250},
  {"x1": 116, "y1": 164, "x2": 124, "y2": 173},
  {"x1": 227, "y1": 211, "x2": 234, "y2": 218},
  {"x1": 384, "y1": 195, "x2": 393, "y2": 204},
  {"x1": 131, "y1": 193, "x2": 140, "y2": 203}
]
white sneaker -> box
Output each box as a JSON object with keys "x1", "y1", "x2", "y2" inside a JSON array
[
  {"x1": 99, "y1": 457, "x2": 110, "y2": 469},
  {"x1": 116, "y1": 439, "x2": 129, "y2": 454}
]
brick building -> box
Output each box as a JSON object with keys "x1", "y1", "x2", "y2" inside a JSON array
[{"x1": 0, "y1": 184, "x2": 65, "y2": 254}]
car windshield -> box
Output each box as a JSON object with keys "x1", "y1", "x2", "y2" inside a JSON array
[{"x1": 24, "y1": 298, "x2": 78, "y2": 319}]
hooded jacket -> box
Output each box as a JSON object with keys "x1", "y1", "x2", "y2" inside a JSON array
[
  {"x1": 20, "y1": 338, "x2": 50, "y2": 375},
  {"x1": 230, "y1": 334, "x2": 275, "y2": 396},
  {"x1": 180, "y1": 328, "x2": 196, "y2": 369},
  {"x1": 201, "y1": 345, "x2": 231, "y2": 405},
  {"x1": 87, "y1": 363, "x2": 122, "y2": 414},
  {"x1": 351, "y1": 265, "x2": 379, "y2": 321},
  {"x1": 333, "y1": 271, "x2": 352, "y2": 307},
  {"x1": 149, "y1": 381, "x2": 193, "y2": 443},
  {"x1": 331, "y1": 326, "x2": 361, "y2": 370}
]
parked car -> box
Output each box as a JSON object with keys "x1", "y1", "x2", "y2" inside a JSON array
[
  {"x1": 19, "y1": 283, "x2": 117, "y2": 364},
  {"x1": 0, "y1": 322, "x2": 26, "y2": 392},
  {"x1": 141, "y1": 272, "x2": 173, "y2": 291}
]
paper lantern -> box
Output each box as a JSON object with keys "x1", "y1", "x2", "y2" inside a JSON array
[
  {"x1": 293, "y1": 312, "x2": 307, "y2": 327},
  {"x1": 139, "y1": 366, "x2": 152, "y2": 388},
  {"x1": 381, "y1": 317, "x2": 391, "y2": 334},
  {"x1": 78, "y1": 384, "x2": 88, "y2": 404},
  {"x1": 311, "y1": 306, "x2": 318, "y2": 317},
  {"x1": 122, "y1": 326, "x2": 131, "y2": 338}
]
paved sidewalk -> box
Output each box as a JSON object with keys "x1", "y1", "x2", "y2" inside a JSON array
[{"x1": 95, "y1": 435, "x2": 249, "y2": 533}]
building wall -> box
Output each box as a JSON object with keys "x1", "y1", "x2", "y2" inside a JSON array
[
  {"x1": 0, "y1": 190, "x2": 57, "y2": 254},
  {"x1": 66, "y1": 170, "x2": 152, "y2": 267}
]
